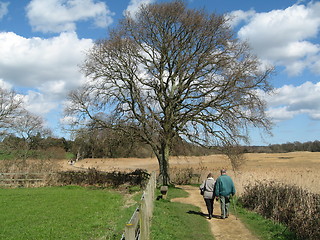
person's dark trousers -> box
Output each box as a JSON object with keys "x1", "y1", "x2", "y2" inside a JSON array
[
  {"x1": 204, "y1": 198, "x2": 214, "y2": 218},
  {"x1": 220, "y1": 196, "x2": 230, "y2": 219}
]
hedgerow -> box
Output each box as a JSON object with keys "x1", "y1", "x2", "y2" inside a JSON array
[{"x1": 240, "y1": 181, "x2": 320, "y2": 240}]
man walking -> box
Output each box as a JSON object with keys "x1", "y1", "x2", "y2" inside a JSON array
[{"x1": 215, "y1": 169, "x2": 235, "y2": 219}]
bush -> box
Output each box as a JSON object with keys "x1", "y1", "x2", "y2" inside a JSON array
[
  {"x1": 57, "y1": 168, "x2": 150, "y2": 187},
  {"x1": 170, "y1": 167, "x2": 196, "y2": 185},
  {"x1": 240, "y1": 181, "x2": 320, "y2": 240}
]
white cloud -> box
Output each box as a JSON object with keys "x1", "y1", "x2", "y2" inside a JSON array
[
  {"x1": 26, "y1": 0, "x2": 114, "y2": 33},
  {"x1": 237, "y1": 2, "x2": 320, "y2": 76},
  {"x1": 23, "y1": 91, "x2": 58, "y2": 115},
  {"x1": 264, "y1": 81, "x2": 320, "y2": 121},
  {"x1": 0, "y1": 31, "x2": 93, "y2": 115},
  {"x1": 266, "y1": 106, "x2": 297, "y2": 122},
  {"x1": 226, "y1": 9, "x2": 256, "y2": 28},
  {"x1": 59, "y1": 115, "x2": 77, "y2": 125},
  {"x1": 0, "y1": 31, "x2": 93, "y2": 90},
  {"x1": 124, "y1": 0, "x2": 155, "y2": 18},
  {"x1": 0, "y1": 1, "x2": 9, "y2": 20},
  {"x1": 0, "y1": 78, "x2": 12, "y2": 90},
  {"x1": 310, "y1": 58, "x2": 320, "y2": 75}
]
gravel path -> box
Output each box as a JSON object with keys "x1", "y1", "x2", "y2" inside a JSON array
[{"x1": 171, "y1": 185, "x2": 259, "y2": 240}]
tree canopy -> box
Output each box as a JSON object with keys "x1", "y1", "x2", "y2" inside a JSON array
[{"x1": 65, "y1": 1, "x2": 274, "y2": 185}]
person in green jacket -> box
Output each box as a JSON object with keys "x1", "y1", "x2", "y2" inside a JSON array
[{"x1": 214, "y1": 169, "x2": 235, "y2": 219}]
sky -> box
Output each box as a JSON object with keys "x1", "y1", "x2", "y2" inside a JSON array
[{"x1": 0, "y1": 0, "x2": 320, "y2": 146}]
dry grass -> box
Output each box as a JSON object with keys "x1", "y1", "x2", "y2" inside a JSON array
[
  {"x1": 0, "y1": 159, "x2": 62, "y2": 187},
  {"x1": 61, "y1": 151, "x2": 320, "y2": 195},
  {"x1": 235, "y1": 152, "x2": 320, "y2": 195}
]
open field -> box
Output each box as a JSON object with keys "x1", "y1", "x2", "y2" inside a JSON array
[
  {"x1": 0, "y1": 186, "x2": 137, "y2": 240},
  {"x1": 60, "y1": 151, "x2": 320, "y2": 195}
]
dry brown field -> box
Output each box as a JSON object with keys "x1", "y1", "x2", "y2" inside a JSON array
[{"x1": 61, "y1": 151, "x2": 320, "y2": 195}]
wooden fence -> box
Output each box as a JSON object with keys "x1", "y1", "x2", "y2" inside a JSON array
[
  {"x1": 121, "y1": 171, "x2": 156, "y2": 240},
  {"x1": 0, "y1": 172, "x2": 51, "y2": 187}
]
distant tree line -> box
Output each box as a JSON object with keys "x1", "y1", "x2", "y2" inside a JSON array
[
  {"x1": 70, "y1": 130, "x2": 320, "y2": 158},
  {"x1": 1, "y1": 129, "x2": 319, "y2": 160},
  {"x1": 0, "y1": 127, "x2": 217, "y2": 160},
  {"x1": 0, "y1": 135, "x2": 72, "y2": 160},
  {"x1": 70, "y1": 127, "x2": 218, "y2": 160},
  {"x1": 241, "y1": 140, "x2": 320, "y2": 153}
]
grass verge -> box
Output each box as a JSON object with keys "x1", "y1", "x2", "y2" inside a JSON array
[
  {"x1": 0, "y1": 186, "x2": 138, "y2": 240},
  {"x1": 150, "y1": 187, "x2": 213, "y2": 240},
  {"x1": 231, "y1": 198, "x2": 298, "y2": 240}
]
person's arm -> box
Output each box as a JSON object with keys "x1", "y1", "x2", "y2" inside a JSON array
[
  {"x1": 214, "y1": 178, "x2": 220, "y2": 197},
  {"x1": 199, "y1": 180, "x2": 205, "y2": 190},
  {"x1": 231, "y1": 178, "x2": 236, "y2": 196}
]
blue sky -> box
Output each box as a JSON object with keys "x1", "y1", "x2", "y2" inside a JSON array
[{"x1": 0, "y1": 0, "x2": 320, "y2": 146}]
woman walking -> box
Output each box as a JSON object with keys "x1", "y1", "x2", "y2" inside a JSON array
[{"x1": 199, "y1": 173, "x2": 216, "y2": 219}]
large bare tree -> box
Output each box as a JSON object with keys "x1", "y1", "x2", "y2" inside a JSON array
[{"x1": 65, "y1": 1, "x2": 273, "y2": 185}]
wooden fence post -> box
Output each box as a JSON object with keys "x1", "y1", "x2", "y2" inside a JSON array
[
  {"x1": 121, "y1": 171, "x2": 156, "y2": 240},
  {"x1": 124, "y1": 223, "x2": 136, "y2": 240},
  {"x1": 140, "y1": 197, "x2": 148, "y2": 240}
]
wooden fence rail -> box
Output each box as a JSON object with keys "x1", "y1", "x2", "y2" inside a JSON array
[
  {"x1": 0, "y1": 172, "x2": 51, "y2": 187},
  {"x1": 121, "y1": 171, "x2": 156, "y2": 240}
]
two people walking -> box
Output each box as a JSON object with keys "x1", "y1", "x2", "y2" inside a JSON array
[{"x1": 199, "y1": 169, "x2": 235, "y2": 219}]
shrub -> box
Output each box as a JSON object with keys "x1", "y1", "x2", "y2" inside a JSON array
[
  {"x1": 57, "y1": 168, "x2": 150, "y2": 187},
  {"x1": 240, "y1": 181, "x2": 320, "y2": 240},
  {"x1": 170, "y1": 167, "x2": 196, "y2": 185}
]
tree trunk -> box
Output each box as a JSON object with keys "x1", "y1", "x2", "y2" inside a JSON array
[{"x1": 157, "y1": 143, "x2": 170, "y2": 186}]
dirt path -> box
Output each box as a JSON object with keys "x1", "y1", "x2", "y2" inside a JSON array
[{"x1": 171, "y1": 185, "x2": 258, "y2": 240}]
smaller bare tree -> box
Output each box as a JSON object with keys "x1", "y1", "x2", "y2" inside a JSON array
[
  {"x1": 3, "y1": 109, "x2": 52, "y2": 160},
  {"x1": 0, "y1": 88, "x2": 23, "y2": 136}
]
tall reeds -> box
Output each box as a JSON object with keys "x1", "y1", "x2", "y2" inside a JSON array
[{"x1": 240, "y1": 181, "x2": 320, "y2": 240}]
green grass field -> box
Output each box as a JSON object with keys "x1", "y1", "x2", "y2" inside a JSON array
[
  {"x1": 150, "y1": 187, "x2": 297, "y2": 240},
  {"x1": 0, "y1": 185, "x2": 298, "y2": 240},
  {"x1": 0, "y1": 186, "x2": 137, "y2": 240},
  {"x1": 151, "y1": 187, "x2": 213, "y2": 240},
  {"x1": 232, "y1": 198, "x2": 298, "y2": 240}
]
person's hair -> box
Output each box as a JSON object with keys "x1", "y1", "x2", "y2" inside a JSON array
[
  {"x1": 220, "y1": 169, "x2": 227, "y2": 174},
  {"x1": 207, "y1": 173, "x2": 212, "y2": 178}
]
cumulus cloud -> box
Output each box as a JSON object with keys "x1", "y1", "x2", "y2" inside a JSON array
[
  {"x1": 0, "y1": 78, "x2": 12, "y2": 90},
  {"x1": 22, "y1": 91, "x2": 58, "y2": 115},
  {"x1": 124, "y1": 0, "x2": 155, "y2": 18},
  {"x1": 0, "y1": 31, "x2": 93, "y2": 115},
  {"x1": 0, "y1": 1, "x2": 9, "y2": 20},
  {"x1": 0, "y1": 31, "x2": 92, "y2": 90},
  {"x1": 235, "y1": 2, "x2": 320, "y2": 76},
  {"x1": 26, "y1": 0, "x2": 114, "y2": 33},
  {"x1": 263, "y1": 82, "x2": 320, "y2": 121},
  {"x1": 226, "y1": 9, "x2": 256, "y2": 28},
  {"x1": 59, "y1": 115, "x2": 78, "y2": 126}
]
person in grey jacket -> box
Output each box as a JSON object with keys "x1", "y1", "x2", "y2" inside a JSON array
[
  {"x1": 215, "y1": 169, "x2": 236, "y2": 219},
  {"x1": 199, "y1": 173, "x2": 216, "y2": 219}
]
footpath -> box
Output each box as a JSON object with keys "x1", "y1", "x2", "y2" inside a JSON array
[{"x1": 171, "y1": 185, "x2": 258, "y2": 240}]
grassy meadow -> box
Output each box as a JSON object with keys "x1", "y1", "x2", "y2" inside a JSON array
[
  {"x1": 0, "y1": 186, "x2": 138, "y2": 240},
  {"x1": 151, "y1": 187, "x2": 213, "y2": 240}
]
